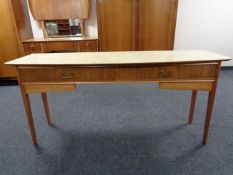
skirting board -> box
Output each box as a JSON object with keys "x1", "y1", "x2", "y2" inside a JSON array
[
  {"x1": 221, "y1": 66, "x2": 233, "y2": 70},
  {"x1": 0, "y1": 80, "x2": 18, "y2": 86}
]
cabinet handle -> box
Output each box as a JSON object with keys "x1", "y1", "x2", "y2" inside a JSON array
[{"x1": 30, "y1": 44, "x2": 35, "y2": 49}]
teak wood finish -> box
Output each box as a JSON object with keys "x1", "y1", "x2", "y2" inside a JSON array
[
  {"x1": 138, "y1": 0, "x2": 178, "y2": 50},
  {"x1": 6, "y1": 51, "x2": 231, "y2": 145},
  {"x1": 11, "y1": 0, "x2": 33, "y2": 41},
  {"x1": 97, "y1": 0, "x2": 137, "y2": 51},
  {"x1": 97, "y1": 0, "x2": 178, "y2": 51},
  {"x1": 17, "y1": 64, "x2": 217, "y2": 84},
  {"x1": 0, "y1": 0, "x2": 32, "y2": 77},
  {"x1": 22, "y1": 38, "x2": 98, "y2": 55},
  {"x1": 24, "y1": 84, "x2": 76, "y2": 94},
  {"x1": 188, "y1": 91, "x2": 198, "y2": 124},
  {"x1": 28, "y1": 0, "x2": 90, "y2": 20},
  {"x1": 42, "y1": 42, "x2": 75, "y2": 53},
  {"x1": 41, "y1": 93, "x2": 52, "y2": 125}
]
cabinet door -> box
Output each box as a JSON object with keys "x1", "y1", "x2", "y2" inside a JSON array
[
  {"x1": 28, "y1": 0, "x2": 89, "y2": 20},
  {"x1": 0, "y1": 0, "x2": 21, "y2": 77},
  {"x1": 97, "y1": 0, "x2": 137, "y2": 51},
  {"x1": 11, "y1": 0, "x2": 33, "y2": 41},
  {"x1": 138, "y1": 0, "x2": 178, "y2": 51}
]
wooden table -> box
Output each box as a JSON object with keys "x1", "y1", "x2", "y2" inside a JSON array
[{"x1": 6, "y1": 50, "x2": 231, "y2": 145}]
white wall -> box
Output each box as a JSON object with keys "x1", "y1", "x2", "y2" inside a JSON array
[
  {"x1": 28, "y1": 8, "x2": 44, "y2": 38},
  {"x1": 29, "y1": 0, "x2": 233, "y2": 66},
  {"x1": 85, "y1": 0, "x2": 98, "y2": 37},
  {"x1": 175, "y1": 0, "x2": 233, "y2": 66}
]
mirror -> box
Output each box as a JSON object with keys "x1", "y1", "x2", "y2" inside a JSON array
[{"x1": 44, "y1": 19, "x2": 83, "y2": 38}]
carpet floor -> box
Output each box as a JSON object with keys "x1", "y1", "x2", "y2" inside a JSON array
[{"x1": 0, "y1": 70, "x2": 233, "y2": 175}]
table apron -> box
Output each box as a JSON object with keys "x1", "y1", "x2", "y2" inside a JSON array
[{"x1": 17, "y1": 63, "x2": 219, "y2": 84}]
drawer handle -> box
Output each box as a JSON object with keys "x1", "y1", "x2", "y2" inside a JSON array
[
  {"x1": 60, "y1": 76, "x2": 73, "y2": 80},
  {"x1": 60, "y1": 74, "x2": 74, "y2": 80},
  {"x1": 159, "y1": 71, "x2": 173, "y2": 78}
]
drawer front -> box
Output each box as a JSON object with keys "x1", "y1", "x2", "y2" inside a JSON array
[
  {"x1": 158, "y1": 66, "x2": 178, "y2": 79},
  {"x1": 18, "y1": 67, "x2": 116, "y2": 83},
  {"x1": 116, "y1": 67, "x2": 159, "y2": 81},
  {"x1": 42, "y1": 42, "x2": 75, "y2": 53},
  {"x1": 76, "y1": 40, "x2": 98, "y2": 52},
  {"x1": 158, "y1": 64, "x2": 217, "y2": 80},
  {"x1": 18, "y1": 64, "x2": 218, "y2": 84},
  {"x1": 116, "y1": 64, "x2": 217, "y2": 81},
  {"x1": 23, "y1": 43, "x2": 42, "y2": 55},
  {"x1": 176, "y1": 64, "x2": 217, "y2": 79}
]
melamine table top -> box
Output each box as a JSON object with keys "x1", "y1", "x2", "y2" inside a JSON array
[{"x1": 6, "y1": 50, "x2": 231, "y2": 66}]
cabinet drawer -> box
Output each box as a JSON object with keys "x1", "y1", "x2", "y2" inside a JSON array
[
  {"x1": 42, "y1": 42, "x2": 75, "y2": 53},
  {"x1": 23, "y1": 43, "x2": 42, "y2": 55},
  {"x1": 76, "y1": 40, "x2": 98, "y2": 52}
]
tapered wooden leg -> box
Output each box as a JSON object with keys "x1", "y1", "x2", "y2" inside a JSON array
[
  {"x1": 202, "y1": 90, "x2": 217, "y2": 145},
  {"x1": 188, "y1": 91, "x2": 197, "y2": 124},
  {"x1": 41, "y1": 93, "x2": 52, "y2": 125},
  {"x1": 20, "y1": 88, "x2": 37, "y2": 145},
  {"x1": 202, "y1": 62, "x2": 221, "y2": 145}
]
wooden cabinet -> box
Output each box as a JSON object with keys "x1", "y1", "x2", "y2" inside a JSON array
[
  {"x1": 0, "y1": 0, "x2": 32, "y2": 78},
  {"x1": 138, "y1": 0, "x2": 178, "y2": 50},
  {"x1": 97, "y1": 0, "x2": 137, "y2": 51},
  {"x1": 28, "y1": 0, "x2": 89, "y2": 20},
  {"x1": 22, "y1": 39, "x2": 98, "y2": 55},
  {"x1": 97, "y1": 0, "x2": 178, "y2": 51},
  {"x1": 11, "y1": 0, "x2": 33, "y2": 41}
]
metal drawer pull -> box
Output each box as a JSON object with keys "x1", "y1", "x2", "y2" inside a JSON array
[
  {"x1": 60, "y1": 76, "x2": 73, "y2": 79},
  {"x1": 159, "y1": 71, "x2": 173, "y2": 78},
  {"x1": 60, "y1": 74, "x2": 74, "y2": 80}
]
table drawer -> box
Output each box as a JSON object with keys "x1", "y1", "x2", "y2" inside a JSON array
[
  {"x1": 158, "y1": 66, "x2": 178, "y2": 79},
  {"x1": 18, "y1": 67, "x2": 116, "y2": 83},
  {"x1": 42, "y1": 42, "x2": 75, "y2": 53},
  {"x1": 17, "y1": 63, "x2": 218, "y2": 84},
  {"x1": 116, "y1": 64, "x2": 217, "y2": 81},
  {"x1": 176, "y1": 64, "x2": 217, "y2": 79}
]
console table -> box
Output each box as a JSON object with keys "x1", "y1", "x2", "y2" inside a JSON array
[{"x1": 6, "y1": 51, "x2": 231, "y2": 145}]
